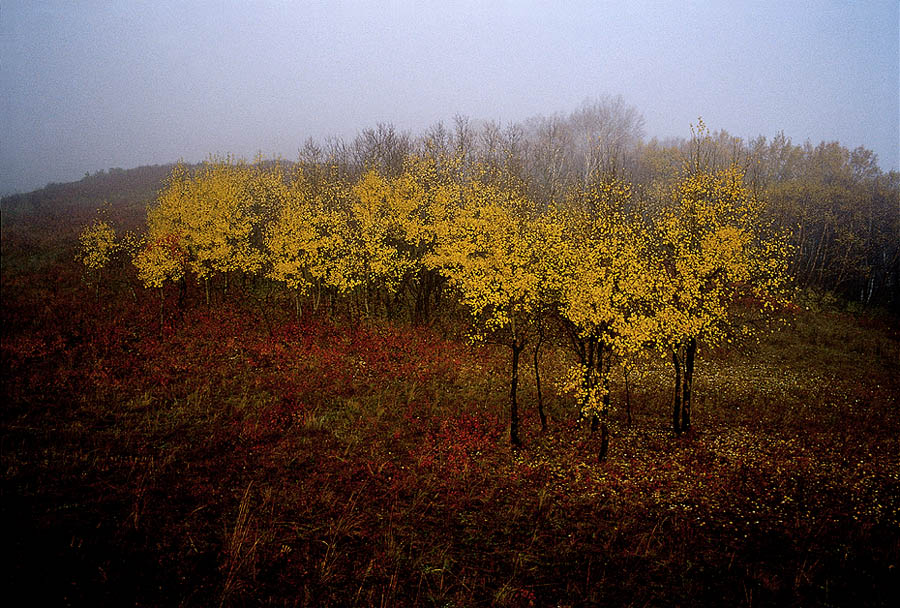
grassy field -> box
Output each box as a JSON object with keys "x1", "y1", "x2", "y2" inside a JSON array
[{"x1": 2, "y1": 224, "x2": 898, "y2": 607}]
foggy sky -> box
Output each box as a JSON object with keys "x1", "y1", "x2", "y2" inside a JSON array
[{"x1": 1, "y1": 0, "x2": 898, "y2": 196}]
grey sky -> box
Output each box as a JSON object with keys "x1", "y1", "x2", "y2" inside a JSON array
[{"x1": 1, "y1": 0, "x2": 898, "y2": 195}]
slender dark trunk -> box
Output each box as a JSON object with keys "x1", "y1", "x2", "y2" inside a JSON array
[
  {"x1": 413, "y1": 283, "x2": 422, "y2": 325},
  {"x1": 177, "y1": 276, "x2": 186, "y2": 309},
  {"x1": 414, "y1": 270, "x2": 429, "y2": 325},
  {"x1": 204, "y1": 276, "x2": 210, "y2": 307},
  {"x1": 246, "y1": 287, "x2": 275, "y2": 339},
  {"x1": 534, "y1": 321, "x2": 546, "y2": 432},
  {"x1": 598, "y1": 421, "x2": 609, "y2": 463},
  {"x1": 425, "y1": 271, "x2": 437, "y2": 323},
  {"x1": 421, "y1": 277, "x2": 430, "y2": 325},
  {"x1": 599, "y1": 351, "x2": 611, "y2": 462},
  {"x1": 510, "y1": 341, "x2": 523, "y2": 447},
  {"x1": 587, "y1": 339, "x2": 599, "y2": 433},
  {"x1": 294, "y1": 291, "x2": 302, "y2": 325},
  {"x1": 159, "y1": 286, "x2": 165, "y2": 331},
  {"x1": 600, "y1": 349, "x2": 610, "y2": 411},
  {"x1": 682, "y1": 337, "x2": 696, "y2": 433},
  {"x1": 390, "y1": 284, "x2": 404, "y2": 321},
  {"x1": 624, "y1": 365, "x2": 632, "y2": 426},
  {"x1": 672, "y1": 347, "x2": 682, "y2": 435}
]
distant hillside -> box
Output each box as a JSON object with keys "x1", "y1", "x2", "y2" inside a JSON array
[{"x1": 0, "y1": 164, "x2": 178, "y2": 231}]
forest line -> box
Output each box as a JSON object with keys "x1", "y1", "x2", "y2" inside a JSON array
[
  {"x1": 33, "y1": 101, "x2": 893, "y2": 314},
  {"x1": 76, "y1": 117, "x2": 817, "y2": 450}
]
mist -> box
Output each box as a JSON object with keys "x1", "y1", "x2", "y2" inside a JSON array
[{"x1": 1, "y1": 0, "x2": 897, "y2": 195}]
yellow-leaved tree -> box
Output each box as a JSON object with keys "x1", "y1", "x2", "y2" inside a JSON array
[
  {"x1": 133, "y1": 163, "x2": 191, "y2": 303},
  {"x1": 265, "y1": 165, "x2": 319, "y2": 321},
  {"x1": 302, "y1": 167, "x2": 357, "y2": 313},
  {"x1": 552, "y1": 176, "x2": 658, "y2": 460},
  {"x1": 139, "y1": 158, "x2": 264, "y2": 305},
  {"x1": 346, "y1": 169, "x2": 415, "y2": 316},
  {"x1": 655, "y1": 164, "x2": 791, "y2": 433},
  {"x1": 78, "y1": 217, "x2": 117, "y2": 302},
  {"x1": 266, "y1": 162, "x2": 357, "y2": 317},
  {"x1": 430, "y1": 168, "x2": 544, "y2": 446},
  {"x1": 390, "y1": 152, "x2": 464, "y2": 324},
  {"x1": 133, "y1": 234, "x2": 188, "y2": 326}
]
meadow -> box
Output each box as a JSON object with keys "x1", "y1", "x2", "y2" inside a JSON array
[{"x1": 2, "y1": 208, "x2": 898, "y2": 607}]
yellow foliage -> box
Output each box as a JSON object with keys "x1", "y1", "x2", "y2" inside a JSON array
[
  {"x1": 133, "y1": 235, "x2": 186, "y2": 289},
  {"x1": 141, "y1": 157, "x2": 263, "y2": 288},
  {"x1": 429, "y1": 172, "x2": 541, "y2": 337},
  {"x1": 551, "y1": 178, "x2": 660, "y2": 356},
  {"x1": 347, "y1": 169, "x2": 414, "y2": 292},
  {"x1": 78, "y1": 220, "x2": 116, "y2": 272},
  {"x1": 655, "y1": 166, "x2": 792, "y2": 349},
  {"x1": 265, "y1": 165, "x2": 366, "y2": 296},
  {"x1": 121, "y1": 150, "x2": 791, "y2": 375},
  {"x1": 558, "y1": 364, "x2": 609, "y2": 419},
  {"x1": 265, "y1": 166, "x2": 319, "y2": 293}
]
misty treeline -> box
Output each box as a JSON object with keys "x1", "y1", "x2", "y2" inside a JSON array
[
  {"x1": 44, "y1": 97, "x2": 894, "y2": 309},
  {"x1": 1, "y1": 164, "x2": 176, "y2": 224},
  {"x1": 71, "y1": 97, "x2": 896, "y2": 448},
  {"x1": 289, "y1": 98, "x2": 898, "y2": 310}
]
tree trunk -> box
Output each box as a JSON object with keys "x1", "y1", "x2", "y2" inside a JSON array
[
  {"x1": 624, "y1": 365, "x2": 632, "y2": 426},
  {"x1": 672, "y1": 347, "x2": 682, "y2": 435},
  {"x1": 423, "y1": 271, "x2": 434, "y2": 324},
  {"x1": 414, "y1": 270, "x2": 428, "y2": 326},
  {"x1": 510, "y1": 341, "x2": 523, "y2": 447},
  {"x1": 294, "y1": 291, "x2": 302, "y2": 324},
  {"x1": 534, "y1": 322, "x2": 547, "y2": 432},
  {"x1": 599, "y1": 353, "x2": 611, "y2": 462},
  {"x1": 598, "y1": 421, "x2": 609, "y2": 463},
  {"x1": 682, "y1": 338, "x2": 696, "y2": 433},
  {"x1": 159, "y1": 287, "x2": 165, "y2": 331},
  {"x1": 587, "y1": 339, "x2": 599, "y2": 433},
  {"x1": 177, "y1": 276, "x2": 186, "y2": 309}
]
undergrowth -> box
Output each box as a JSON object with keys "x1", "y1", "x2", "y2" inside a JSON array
[{"x1": 2, "y1": 230, "x2": 898, "y2": 607}]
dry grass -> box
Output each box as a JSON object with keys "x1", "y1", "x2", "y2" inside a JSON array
[{"x1": 2, "y1": 230, "x2": 898, "y2": 606}]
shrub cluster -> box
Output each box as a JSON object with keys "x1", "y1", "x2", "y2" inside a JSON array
[{"x1": 79, "y1": 130, "x2": 793, "y2": 449}]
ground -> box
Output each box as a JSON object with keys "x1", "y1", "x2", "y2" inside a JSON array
[{"x1": 2, "y1": 231, "x2": 898, "y2": 606}]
